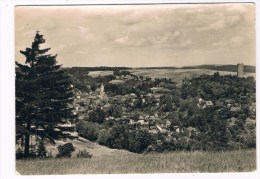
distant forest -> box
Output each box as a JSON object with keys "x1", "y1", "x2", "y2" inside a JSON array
[
  {"x1": 59, "y1": 64, "x2": 256, "y2": 73},
  {"x1": 64, "y1": 67, "x2": 131, "y2": 72}
]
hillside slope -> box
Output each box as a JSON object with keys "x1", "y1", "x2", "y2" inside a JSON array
[{"x1": 45, "y1": 137, "x2": 133, "y2": 157}]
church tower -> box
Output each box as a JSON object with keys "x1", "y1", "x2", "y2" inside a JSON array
[{"x1": 100, "y1": 83, "x2": 105, "y2": 94}]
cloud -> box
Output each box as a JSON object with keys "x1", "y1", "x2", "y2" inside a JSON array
[
  {"x1": 114, "y1": 30, "x2": 181, "y2": 48},
  {"x1": 15, "y1": 3, "x2": 255, "y2": 67},
  {"x1": 78, "y1": 26, "x2": 89, "y2": 33},
  {"x1": 115, "y1": 36, "x2": 129, "y2": 45},
  {"x1": 229, "y1": 36, "x2": 243, "y2": 47}
]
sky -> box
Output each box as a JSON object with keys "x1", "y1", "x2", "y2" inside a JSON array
[{"x1": 15, "y1": 3, "x2": 256, "y2": 67}]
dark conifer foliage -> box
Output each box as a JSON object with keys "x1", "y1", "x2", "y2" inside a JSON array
[{"x1": 16, "y1": 32, "x2": 75, "y2": 157}]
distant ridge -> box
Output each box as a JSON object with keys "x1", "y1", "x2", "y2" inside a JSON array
[
  {"x1": 42, "y1": 64, "x2": 255, "y2": 73},
  {"x1": 181, "y1": 64, "x2": 255, "y2": 73},
  {"x1": 135, "y1": 64, "x2": 255, "y2": 73},
  {"x1": 64, "y1": 66, "x2": 131, "y2": 71}
]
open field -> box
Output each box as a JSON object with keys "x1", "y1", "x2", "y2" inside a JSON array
[
  {"x1": 16, "y1": 149, "x2": 256, "y2": 175},
  {"x1": 88, "y1": 68, "x2": 255, "y2": 86},
  {"x1": 88, "y1": 71, "x2": 114, "y2": 77}
]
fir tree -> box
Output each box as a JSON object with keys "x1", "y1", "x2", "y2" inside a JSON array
[{"x1": 16, "y1": 31, "x2": 75, "y2": 157}]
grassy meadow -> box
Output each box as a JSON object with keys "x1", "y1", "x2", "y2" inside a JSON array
[{"x1": 16, "y1": 149, "x2": 256, "y2": 175}]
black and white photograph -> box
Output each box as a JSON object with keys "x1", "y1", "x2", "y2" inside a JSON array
[{"x1": 0, "y1": 0, "x2": 259, "y2": 177}]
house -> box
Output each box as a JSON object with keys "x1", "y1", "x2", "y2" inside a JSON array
[
  {"x1": 185, "y1": 127, "x2": 197, "y2": 137},
  {"x1": 121, "y1": 118, "x2": 130, "y2": 124},
  {"x1": 109, "y1": 116, "x2": 115, "y2": 120},
  {"x1": 56, "y1": 122, "x2": 76, "y2": 130},
  {"x1": 227, "y1": 117, "x2": 237, "y2": 127},
  {"x1": 147, "y1": 93, "x2": 153, "y2": 97},
  {"x1": 250, "y1": 103, "x2": 256, "y2": 113},
  {"x1": 139, "y1": 116, "x2": 145, "y2": 120},
  {"x1": 62, "y1": 131, "x2": 79, "y2": 139},
  {"x1": 230, "y1": 107, "x2": 242, "y2": 116},
  {"x1": 165, "y1": 120, "x2": 171, "y2": 128},
  {"x1": 88, "y1": 95, "x2": 97, "y2": 100},
  {"x1": 129, "y1": 119, "x2": 135, "y2": 124},
  {"x1": 101, "y1": 103, "x2": 111, "y2": 111},
  {"x1": 150, "y1": 87, "x2": 171, "y2": 94},
  {"x1": 115, "y1": 118, "x2": 121, "y2": 122},
  {"x1": 233, "y1": 103, "x2": 240, "y2": 107},
  {"x1": 77, "y1": 114, "x2": 85, "y2": 120},
  {"x1": 138, "y1": 119, "x2": 147, "y2": 125},
  {"x1": 130, "y1": 93, "x2": 137, "y2": 98},
  {"x1": 153, "y1": 93, "x2": 162, "y2": 100},
  {"x1": 175, "y1": 127, "x2": 184, "y2": 133},
  {"x1": 81, "y1": 92, "x2": 89, "y2": 98},
  {"x1": 205, "y1": 101, "x2": 213, "y2": 107},
  {"x1": 225, "y1": 99, "x2": 235, "y2": 105},
  {"x1": 230, "y1": 106, "x2": 241, "y2": 112},
  {"x1": 149, "y1": 115, "x2": 156, "y2": 120},
  {"x1": 176, "y1": 128, "x2": 181, "y2": 133},
  {"x1": 150, "y1": 87, "x2": 158, "y2": 93},
  {"x1": 149, "y1": 126, "x2": 159, "y2": 134},
  {"x1": 156, "y1": 125, "x2": 168, "y2": 134}
]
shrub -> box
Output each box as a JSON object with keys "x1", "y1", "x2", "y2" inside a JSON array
[
  {"x1": 98, "y1": 129, "x2": 112, "y2": 147},
  {"x1": 89, "y1": 109, "x2": 106, "y2": 124},
  {"x1": 109, "y1": 125, "x2": 129, "y2": 149},
  {"x1": 187, "y1": 139, "x2": 202, "y2": 151},
  {"x1": 46, "y1": 151, "x2": 54, "y2": 158},
  {"x1": 36, "y1": 140, "x2": 47, "y2": 158},
  {"x1": 76, "y1": 121, "x2": 100, "y2": 141},
  {"x1": 243, "y1": 131, "x2": 256, "y2": 148},
  {"x1": 56, "y1": 143, "x2": 75, "y2": 158},
  {"x1": 76, "y1": 149, "x2": 93, "y2": 158},
  {"x1": 16, "y1": 147, "x2": 37, "y2": 159},
  {"x1": 128, "y1": 129, "x2": 152, "y2": 153},
  {"x1": 16, "y1": 147, "x2": 24, "y2": 159}
]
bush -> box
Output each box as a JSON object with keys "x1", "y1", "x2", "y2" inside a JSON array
[
  {"x1": 89, "y1": 108, "x2": 106, "y2": 124},
  {"x1": 98, "y1": 129, "x2": 112, "y2": 146},
  {"x1": 128, "y1": 129, "x2": 152, "y2": 153},
  {"x1": 189, "y1": 140, "x2": 203, "y2": 151},
  {"x1": 16, "y1": 147, "x2": 37, "y2": 159},
  {"x1": 46, "y1": 151, "x2": 54, "y2": 158},
  {"x1": 36, "y1": 140, "x2": 47, "y2": 158},
  {"x1": 76, "y1": 149, "x2": 93, "y2": 158},
  {"x1": 109, "y1": 125, "x2": 129, "y2": 149},
  {"x1": 76, "y1": 121, "x2": 100, "y2": 141},
  {"x1": 16, "y1": 147, "x2": 24, "y2": 159},
  {"x1": 56, "y1": 143, "x2": 75, "y2": 158},
  {"x1": 243, "y1": 132, "x2": 256, "y2": 148}
]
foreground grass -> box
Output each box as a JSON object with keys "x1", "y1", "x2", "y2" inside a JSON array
[{"x1": 16, "y1": 149, "x2": 256, "y2": 175}]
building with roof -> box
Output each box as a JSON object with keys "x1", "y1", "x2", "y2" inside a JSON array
[
  {"x1": 205, "y1": 101, "x2": 213, "y2": 107},
  {"x1": 237, "y1": 63, "x2": 244, "y2": 77}
]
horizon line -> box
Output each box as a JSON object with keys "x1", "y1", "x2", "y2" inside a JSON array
[{"x1": 61, "y1": 63, "x2": 256, "y2": 68}]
